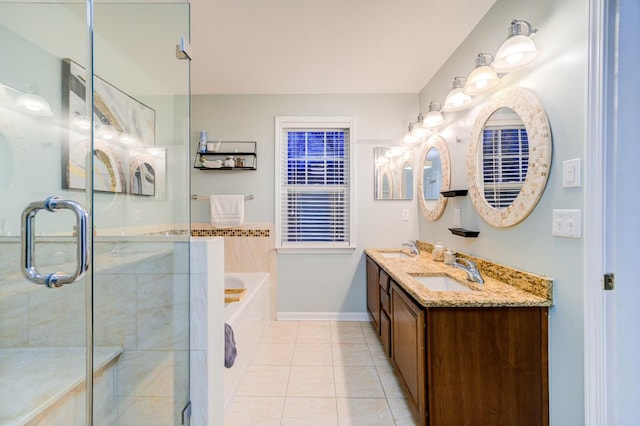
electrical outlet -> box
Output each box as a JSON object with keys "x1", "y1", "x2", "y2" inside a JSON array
[{"x1": 552, "y1": 209, "x2": 581, "y2": 238}]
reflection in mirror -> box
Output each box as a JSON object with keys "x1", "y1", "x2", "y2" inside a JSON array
[
  {"x1": 401, "y1": 161, "x2": 413, "y2": 199},
  {"x1": 418, "y1": 135, "x2": 450, "y2": 221},
  {"x1": 422, "y1": 148, "x2": 442, "y2": 207},
  {"x1": 480, "y1": 107, "x2": 527, "y2": 209},
  {"x1": 374, "y1": 147, "x2": 413, "y2": 200},
  {"x1": 467, "y1": 87, "x2": 551, "y2": 228}
]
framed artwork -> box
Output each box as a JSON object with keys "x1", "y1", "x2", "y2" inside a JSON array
[{"x1": 61, "y1": 58, "x2": 159, "y2": 196}]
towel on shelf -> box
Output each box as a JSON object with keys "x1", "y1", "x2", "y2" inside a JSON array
[
  {"x1": 224, "y1": 323, "x2": 238, "y2": 368},
  {"x1": 210, "y1": 194, "x2": 244, "y2": 228}
]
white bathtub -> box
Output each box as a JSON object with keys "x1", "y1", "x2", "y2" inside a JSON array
[{"x1": 223, "y1": 272, "x2": 271, "y2": 412}]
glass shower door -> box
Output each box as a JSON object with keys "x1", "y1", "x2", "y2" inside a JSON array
[
  {"x1": 0, "y1": 1, "x2": 94, "y2": 424},
  {"x1": 0, "y1": 1, "x2": 191, "y2": 424},
  {"x1": 91, "y1": 1, "x2": 191, "y2": 425}
]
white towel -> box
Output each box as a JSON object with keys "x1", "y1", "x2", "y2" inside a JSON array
[{"x1": 210, "y1": 194, "x2": 244, "y2": 228}]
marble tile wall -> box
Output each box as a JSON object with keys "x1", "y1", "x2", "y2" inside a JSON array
[
  {"x1": 0, "y1": 238, "x2": 191, "y2": 425},
  {"x1": 191, "y1": 223, "x2": 277, "y2": 320}
]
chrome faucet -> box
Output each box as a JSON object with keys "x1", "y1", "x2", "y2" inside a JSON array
[
  {"x1": 402, "y1": 240, "x2": 420, "y2": 255},
  {"x1": 452, "y1": 257, "x2": 484, "y2": 284}
]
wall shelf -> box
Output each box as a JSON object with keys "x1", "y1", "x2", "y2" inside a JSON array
[
  {"x1": 441, "y1": 189, "x2": 468, "y2": 197},
  {"x1": 194, "y1": 141, "x2": 257, "y2": 170},
  {"x1": 448, "y1": 228, "x2": 480, "y2": 238}
]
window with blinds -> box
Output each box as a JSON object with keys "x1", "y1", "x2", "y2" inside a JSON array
[
  {"x1": 276, "y1": 117, "x2": 354, "y2": 251},
  {"x1": 481, "y1": 125, "x2": 529, "y2": 209}
]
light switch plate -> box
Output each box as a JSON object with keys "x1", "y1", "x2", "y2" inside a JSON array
[
  {"x1": 401, "y1": 209, "x2": 409, "y2": 221},
  {"x1": 562, "y1": 158, "x2": 581, "y2": 188},
  {"x1": 552, "y1": 209, "x2": 581, "y2": 238}
]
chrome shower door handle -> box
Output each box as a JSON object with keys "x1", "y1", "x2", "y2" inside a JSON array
[{"x1": 21, "y1": 196, "x2": 89, "y2": 288}]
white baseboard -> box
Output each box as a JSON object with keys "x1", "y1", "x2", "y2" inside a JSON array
[{"x1": 276, "y1": 311, "x2": 371, "y2": 322}]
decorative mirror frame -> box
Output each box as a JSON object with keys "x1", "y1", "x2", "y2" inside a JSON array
[
  {"x1": 418, "y1": 134, "x2": 450, "y2": 221},
  {"x1": 467, "y1": 87, "x2": 552, "y2": 227}
]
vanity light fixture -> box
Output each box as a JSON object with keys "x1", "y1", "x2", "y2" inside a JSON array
[
  {"x1": 442, "y1": 77, "x2": 474, "y2": 112},
  {"x1": 96, "y1": 120, "x2": 118, "y2": 141},
  {"x1": 119, "y1": 132, "x2": 140, "y2": 145},
  {"x1": 491, "y1": 19, "x2": 539, "y2": 73},
  {"x1": 463, "y1": 53, "x2": 501, "y2": 96},
  {"x1": 422, "y1": 101, "x2": 445, "y2": 129},
  {"x1": 0, "y1": 83, "x2": 9, "y2": 103},
  {"x1": 72, "y1": 112, "x2": 91, "y2": 131},
  {"x1": 16, "y1": 92, "x2": 54, "y2": 117},
  {"x1": 403, "y1": 123, "x2": 421, "y2": 144},
  {"x1": 411, "y1": 114, "x2": 431, "y2": 139}
]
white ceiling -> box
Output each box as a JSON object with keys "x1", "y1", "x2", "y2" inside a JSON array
[{"x1": 189, "y1": 0, "x2": 497, "y2": 95}]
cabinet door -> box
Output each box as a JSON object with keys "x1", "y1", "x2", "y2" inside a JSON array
[
  {"x1": 366, "y1": 256, "x2": 380, "y2": 331},
  {"x1": 391, "y1": 282, "x2": 426, "y2": 421},
  {"x1": 380, "y1": 309, "x2": 391, "y2": 357}
]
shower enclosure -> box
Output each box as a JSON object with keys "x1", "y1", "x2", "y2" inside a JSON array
[{"x1": 0, "y1": 1, "x2": 191, "y2": 424}]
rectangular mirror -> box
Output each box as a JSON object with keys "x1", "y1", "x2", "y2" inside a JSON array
[{"x1": 374, "y1": 147, "x2": 413, "y2": 200}]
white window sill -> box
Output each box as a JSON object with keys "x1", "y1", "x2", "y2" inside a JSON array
[{"x1": 276, "y1": 246, "x2": 356, "y2": 255}]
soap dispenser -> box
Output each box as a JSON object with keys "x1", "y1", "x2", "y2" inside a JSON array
[{"x1": 198, "y1": 130, "x2": 207, "y2": 153}]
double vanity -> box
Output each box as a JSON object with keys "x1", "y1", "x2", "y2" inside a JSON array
[{"x1": 365, "y1": 244, "x2": 552, "y2": 426}]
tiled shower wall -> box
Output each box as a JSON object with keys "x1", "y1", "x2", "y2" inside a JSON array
[
  {"x1": 192, "y1": 223, "x2": 277, "y2": 319},
  {"x1": 0, "y1": 238, "x2": 190, "y2": 424}
]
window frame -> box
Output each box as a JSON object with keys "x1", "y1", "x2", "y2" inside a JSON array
[{"x1": 275, "y1": 116, "x2": 356, "y2": 254}]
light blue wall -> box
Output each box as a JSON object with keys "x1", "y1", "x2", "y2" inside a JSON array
[
  {"x1": 191, "y1": 94, "x2": 420, "y2": 314},
  {"x1": 417, "y1": 0, "x2": 587, "y2": 423},
  {"x1": 611, "y1": 0, "x2": 640, "y2": 423}
]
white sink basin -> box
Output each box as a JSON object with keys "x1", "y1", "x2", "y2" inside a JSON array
[
  {"x1": 411, "y1": 275, "x2": 473, "y2": 292},
  {"x1": 380, "y1": 251, "x2": 412, "y2": 259}
]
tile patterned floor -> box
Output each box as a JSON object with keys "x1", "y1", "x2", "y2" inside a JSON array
[{"x1": 224, "y1": 321, "x2": 420, "y2": 425}]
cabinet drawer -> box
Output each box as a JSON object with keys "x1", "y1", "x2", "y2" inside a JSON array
[
  {"x1": 379, "y1": 269, "x2": 390, "y2": 292},
  {"x1": 380, "y1": 287, "x2": 390, "y2": 315}
]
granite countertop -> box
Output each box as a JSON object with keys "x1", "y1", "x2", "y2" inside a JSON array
[{"x1": 365, "y1": 248, "x2": 552, "y2": 308}]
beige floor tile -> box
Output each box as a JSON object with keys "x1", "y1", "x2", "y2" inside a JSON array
[
  {"x1": 378, "y1": 369, "x2": 408, "y2": 399},
  {"x1": 295, "y1": 326, "x2": 331, "y2": 344},
  {"x1": 330, "y1": 326, "x2": 366, "y2": 344},
  {"x1": 298, "y1": 320, "x2": 331, "y2": 327},
  {"x1": 224, "y1": 396, "x2": 284, "y2": 426},
  {"x1": 287, "y1": 366, "x2": 335, "y2": 397},
  {"x1": 237, "y1": 365, "x2": 291, "y2": 397},
  {"x1": 268, "y1": 320, "x2": 300, "y2": 328},
  {"x1": 334, "y1": 366, "x2": 385, "y2": 398},
  {"x1": 261, "y1": 326, "x2": 299, "y2": 344},
  {"x1": 292, "y1": 343, "x2": 333, "y2": 366},
  {"x1": 330, "y1": 321, "x2": 365, "y2": 327},
  {"x1": 387, "y1": 398, "x2": 420, "y2": 425},
  {"x1": 281, "y1": 397, "x2": 338, "y2": 426},
  {"x1": 250, "y1": 343, "x2": 295, "y2": 365},
  {"x1": 332, "y1": 344, "x2": 374, "y2": 366},
  {"x1": 336, "y1": 398, "x2": 395, "y2": 426},
  {"x1": 372, "y1": 351, "x2": 395, "y2": 372}
]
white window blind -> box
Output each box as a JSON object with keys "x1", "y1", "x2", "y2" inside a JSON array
[
  {"x1": 481, "y1": 125, "x2": 529, "y2": 209},
  {"x1": 276, "y1": 118, "x2": 354, "y2": 251}
]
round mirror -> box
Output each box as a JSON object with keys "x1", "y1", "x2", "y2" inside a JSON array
[
  {"x1": 401, "y1": 160, "x2": 413, "y2": 199},
  {"x1": 467, "y1": 87, "x2": 551, "y2": 227},
  {"x1": 418, "y1": 135, "x2": 450, "y2": 221}
]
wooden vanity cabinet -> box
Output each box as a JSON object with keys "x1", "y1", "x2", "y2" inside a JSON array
[
  {"x1": 366, "y1": 256, "x2": 380, "y2": 332},
  {"x1": 391, "y1": 281, "x2": 426, "y2": 422},
  {"x1": 367, "y1": 255, "x2": 549, "y2": 425},
  {"x1": 379, "y1": 272, "x2": 392, "y2": 356},
  {"x1": 390, "y1": 280, "x2": 549, "y2": 426}
]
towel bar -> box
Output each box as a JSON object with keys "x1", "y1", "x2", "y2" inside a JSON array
[{"x1": 191, "y1": 194, "x2": 254, "y2": 201}]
